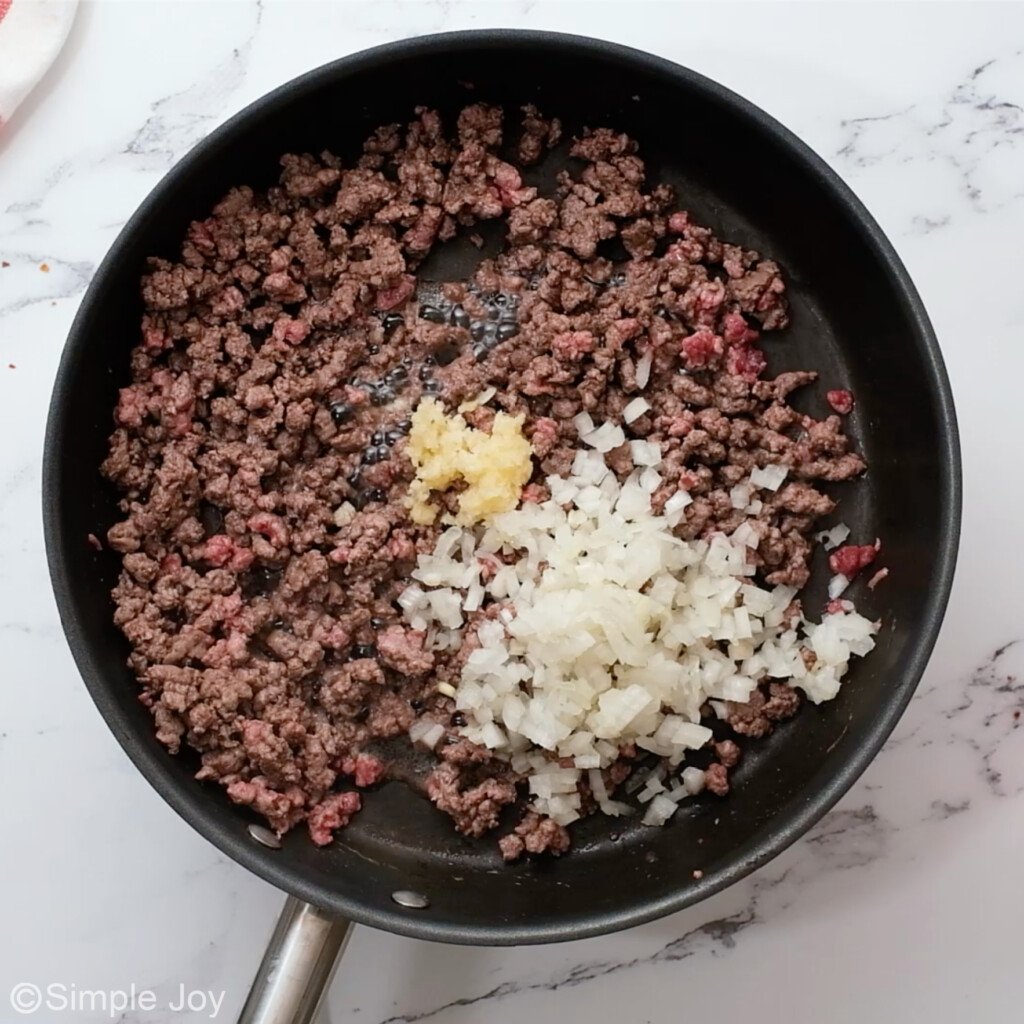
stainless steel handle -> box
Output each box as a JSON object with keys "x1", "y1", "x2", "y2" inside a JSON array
[{"x1": 237, "y1": 897, "x2": 353, "y2": 1024}]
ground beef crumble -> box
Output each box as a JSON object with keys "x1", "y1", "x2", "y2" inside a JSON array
[{"x1": 103, "y1": 103, "x2": 866, "y2": 857}]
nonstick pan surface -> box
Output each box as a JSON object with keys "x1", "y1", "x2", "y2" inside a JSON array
[{"x1": 43, "y1": 30, "x2": 960, "y2": 946}]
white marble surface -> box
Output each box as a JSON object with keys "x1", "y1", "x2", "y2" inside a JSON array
[{"x1": 1, "y1": 1, "x2": 1020, "y2": 1021}]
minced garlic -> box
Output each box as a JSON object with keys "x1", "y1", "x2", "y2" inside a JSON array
[{"x1": 406, "y1": 397, "x2": 533, "y2": 526}]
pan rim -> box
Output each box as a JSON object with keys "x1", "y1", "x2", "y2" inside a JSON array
[{"x1": 42, "y1": 28, "x2": 961, "y2": 946}]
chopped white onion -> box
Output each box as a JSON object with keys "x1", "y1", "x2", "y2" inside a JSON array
[
  {"x1": 730, "y1": 483, "x2": 752, "y2": 510},
  {"x1": 583, "y1": 421, "x2": 627, "y2": 453},
  {"x1": 622, "y1": 397, "x2": 651, "y2": 423},
  {"x1": 402, "y1": 445, "x2": 878, "y2": 825},
  {"x1": 815, "y1": 523, "x2": 851, "y2": 551},
  {"x1": 636, "y1": 351, "x2": 653, "y2": 389},
  {"x1": 409, "y1": 720, "x2": 447, "y2": 749},
  {"x1": 332, "y1": 502, "x2": 356, "y2": 528},
  {"x1": 573, "y1": 411, "x2": 595, "y2": 437},
  {"x1": 663, "y1": 490, "x2": 693, "y2": 516},
  {"x1": 749, "y1": 464, "x2": 789, "y2": 491},
  {"x1": 642, "y1": 793, "x2": 679, "y2": 826},
  {"x1": 681, "y1": 766, "x2": 706, "y2": 795},
  {"x1": 463, "y1": 582, "x2": 485, "y2": 612},
  {"x1": 638, "y1": 467, "x2": 662, "y2": 494},
  {"x1": 629, "y1": 440, "x2": 662, "y2": 467}
]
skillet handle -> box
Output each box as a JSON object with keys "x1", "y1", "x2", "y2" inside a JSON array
[{"x1": 237, "y1": 896, "x2": 352, "y2": 1024}]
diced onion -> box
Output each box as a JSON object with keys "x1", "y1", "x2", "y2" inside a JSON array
[
  {"x1": 623, "y1": 397, "x2": 651, "y2": 423},
  {"x1": 636, "y1": 351, "x2": 653, "y2": 389},
  {"x1": 400, "y1": 443, "x2": 878, "y2": 825},
  {"x1": 629, "y1": 440, "x2": 662, "y2": 467},
  {"x1": 681, "y1": 766, "x2": 706, "y2": 795},
  {"x1": 642, "y1": 793, "x2": 679, "y2": 826},
  {"x1": 409, "y1": 720, "x2": 447, "y2": 749},
  {"x1": 749, "y1": 464, "x2": 788, "y2": 491},
  {"x1": 815, "y1": 523, "x2": 851, "y2": 551},
  {"x1": 663, "y1": 490, "x2": 693, "y2": 516},
  {"x1": 573, "y1": 411, "x2": 595, "y2": 437}
]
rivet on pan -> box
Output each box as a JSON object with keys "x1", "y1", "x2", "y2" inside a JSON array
[
  {"x1": 248, "y1": 824, "x2": 282, "y2": 849},
  {"x1": 391, "y1": 890, "x2": 430, "y2": 909}
]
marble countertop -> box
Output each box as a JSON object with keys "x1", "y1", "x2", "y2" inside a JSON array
[{"x1": 2, "y1": 2, "x2": 1019, "y2": 1021}]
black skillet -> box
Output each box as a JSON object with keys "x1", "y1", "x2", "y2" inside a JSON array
[{"x1": 43, "y1": 30, "x2": 960, "y2": 1022}]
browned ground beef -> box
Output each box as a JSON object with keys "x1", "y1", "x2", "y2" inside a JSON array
[{"x1": 103, "y1": 103, "x2": 864, "y2": 855}]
